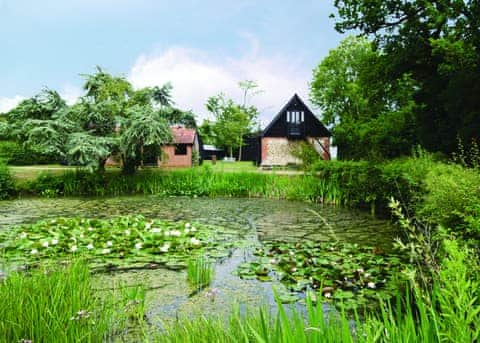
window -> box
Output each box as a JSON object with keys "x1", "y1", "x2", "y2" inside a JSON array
[
  {"x1": 286, "y1": 111, "x2": 304, "y2": 124},
  {"x1": 175, "y1": 144, "x2": 187, "y2": 155}
]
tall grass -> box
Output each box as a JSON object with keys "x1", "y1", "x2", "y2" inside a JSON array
[
  {"x1": 187, "y1": 256, "x2": 214, "y2": 290},
  {"x1": 0, "y1": 260, "x2": 126, "y2": 342}
]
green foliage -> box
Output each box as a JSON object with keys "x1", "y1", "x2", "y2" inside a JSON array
[
  {"x1": 237, "y1": 240, "x2": 404, "y2": 310},
  {"x1": 0, "y1": 261, "x2": 127, "y2": 342},
  {"x1": 290, "y1": 141, "x2": 321, "y2": 170},
  {"x1": 310, "y1": 36, "x2": 418, "y2": 160},
  {"x1": 158, "y1": 240, "x2": 480, "y2": 342},
  {"x1": 332, "y1": 0, "x2": 480, "y2": 155},
  {"x1": 0, "y1": 140, "x2": 58, "y2": 165},
  {"x1": 187, "y1": 256, "x2": 214, "y2": 290},
  {"x1": 0, "y1": 162, "x2": 15, "y2": 199}
]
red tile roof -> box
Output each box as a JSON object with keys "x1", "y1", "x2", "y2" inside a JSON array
[{"x1": 171, "y1": 126, "x2": 196, "y2": 144}]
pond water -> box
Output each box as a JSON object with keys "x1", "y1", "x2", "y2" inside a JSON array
[{"x1": 0, "y1": 196, "x2": 397, "y2": 326}]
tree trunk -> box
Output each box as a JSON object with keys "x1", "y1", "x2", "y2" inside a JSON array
[
  {"x1": 140, "y1": 145, "x2": 144, "y2": 169},
  {"x1": 229, "y1": 146, "x2": 233, "y2": 158},
  {"x1": 238, "y1": 144, "x2": 242, "y2": 161},
  {"x1": 98, "y1": 158, "x2": 106, "y2": 173}
]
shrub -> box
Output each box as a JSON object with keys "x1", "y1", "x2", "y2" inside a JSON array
[
  {"x1": 0, "y1": 162, "x2": 15, "y2": 199},
  {"x1": 0, "y1": 140, "x2": 59, "y2": 165}
]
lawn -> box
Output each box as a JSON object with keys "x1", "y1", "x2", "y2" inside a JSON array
[{"x1": 199, "y1": 160, "x2": 259, "y2": 173}]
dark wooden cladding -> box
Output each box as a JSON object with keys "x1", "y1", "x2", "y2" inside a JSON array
[{"x1": 262, "y1": 94, "x2": 331, "y2": 138}]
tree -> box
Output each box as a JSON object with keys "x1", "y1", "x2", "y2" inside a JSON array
[
  {"x1": 206, "y1": 94, "x2": 258, "y2": 160},
  {"x1": 332, "y1": 0, "x2": 480, "y2": 154},
  {"x1": 310, "y1": 36, "x2": 418, "y2": 160},
  {"x1": 120, "y1": 105, "x2": 172, "y2": 173}
]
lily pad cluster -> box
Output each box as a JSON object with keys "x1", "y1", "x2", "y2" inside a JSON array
[
  {"x1": 0, "y1": 216, "x2": 239, "y2": 270},
  {"x1": 236, "y1": 240, "x2": 405, "y2": 308}
]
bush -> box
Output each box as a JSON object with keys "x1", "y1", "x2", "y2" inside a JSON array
[
  {"x1": 0, "y1": 162, "x2": 15, "y2": 199},
  {"x1": 0, "y1": 140, "x2": 59, "y2": 165}
]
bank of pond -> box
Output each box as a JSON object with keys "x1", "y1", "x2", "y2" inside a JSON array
[{"x1": 0, "y1": 154, "x2": 479, "y2": 341}]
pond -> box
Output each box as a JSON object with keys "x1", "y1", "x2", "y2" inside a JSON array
[{"x1": 0, "y1": 196, "x2": 398, "y2": 326}]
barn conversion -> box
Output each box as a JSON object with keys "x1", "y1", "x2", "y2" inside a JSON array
[{"x1": 260, "y1": 94, "x2": 331, "y2": 166}]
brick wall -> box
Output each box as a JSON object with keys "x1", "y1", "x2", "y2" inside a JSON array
[{"x1": 160, "y1": 145, "x2": 192, "y2": 168}]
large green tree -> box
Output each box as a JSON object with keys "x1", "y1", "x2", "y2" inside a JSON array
[
  {"x1": 3, "y1": 68, "x2": 184, "y2": 173},
  {"x1": 206, "y1": 93, "x2": 258, "y2": 160},
  {"x1": 310, "y1": 36, "x2": 417, "y2": 160},
  {"x1": 332, "y1": 0, "x2": 480, "y2": 154}
]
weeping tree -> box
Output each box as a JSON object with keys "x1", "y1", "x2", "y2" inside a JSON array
[
  {"x1": 3, "y1": 67, "x2": 188, "y2": 173},
  {"x1": 120, "y1": 105, "x2": 173, "y2": 174}
]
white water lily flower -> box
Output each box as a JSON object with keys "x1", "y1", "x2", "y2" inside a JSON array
[
  {"x1": 145, "y1": 222, "x2": 152, "y2": 229},
  {"x1": 151, "y1": 228, "x2": 161, "y2": 233},
  {"x1": 30, "y1": 248, "x2": 38, "y2": 255},
  {"x1": 185, "y1": 222, "x2": 191, "y2": 228},
  {"x1": 159, "y1": 243, "x2": 170, "y2": 252},
  {"x1": 41, "y1": 241, "x2": 49, "y2": 248},
  {"x1": 364, "y1": 273, "x2": 371, "y2": 278},
  {"x1": 102, "y1": 248, "x2": 111, "y2": 254},
  {"x1": 357, "y1": 268, "x2": 364, "y2": 273},
  {"x1": 184, "y1": 228, "x2": 190, "y2": 234},
  {"x1": 87, "y1": 227, "x2": 94, "y2": 232},
  {"x1": 269, "y1": 259, "x2": 277, "y2": 264},
  {"x1": 164, "y1": 231, "x2": 170, "y2": 236},
  {"x1": 324, "y1": 292, "x2": 332, "y2": 298},
  {"x1": 367, "y1": 282, "x2": 376, "y2": 289},
  {"x1": 135, "y1": 242, "x2": 142, "y2": 249},
  {"x1": 125, "y1": 229, "x2": 131, "y2": 236},
  {"x1": 190, "y1": 237, "x2": 200, "y2": 245},
  {"x1": 80, "y1": 233, "x2": 84, "y2": 239},
  {"x1": 86, "y1": 243, "x2": 94, "y2": 250},
  {"x1": 51, "y1": 239, "x2": 59, "y2": 245},
  {"x1": 170, "y1": 230, "x2": 181, "y2": 237},
  {"x1": 20, "y1": 232, "x2": 27, "y2": 239},
  {"x1": 190, "y1": 227, "x2": 196, "y2": 232},
  {"x1": 106, "y1": 241, "x2": 113, "y2": 247},
  {"x1": 71, "y1": 245, "x2": 78, "y2": 252}
]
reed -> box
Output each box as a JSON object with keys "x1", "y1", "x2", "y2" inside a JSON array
[{"x1": 186, "y1": 256, "x2": 214, "y2": 290}]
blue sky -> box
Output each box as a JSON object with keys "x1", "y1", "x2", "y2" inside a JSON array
[{"x1": 0, "y1": 0, "x2": 344, "y2": 124}]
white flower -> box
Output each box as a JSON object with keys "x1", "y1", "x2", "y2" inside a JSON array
[
  {"x1": 71, "y1": 245, "x2": 78, "y2": 252},
  {"x1": 185, "y1": 222, "x2": 191, "y2": 228},
  {"x1": 135, "y1": 242, "x2": 142, "y2": 249},
  {"x1": 102, "y1": 248, "x2": 111, "y2": 254},
  {"x1": 190, "y1": 227, "x2": 196, "y2": 232},
  {"x1": 190, "y1": 237, "x2": 201, "y2": 245},
  {"x1": 124, "y1": 229, "x2": 131, "y2": 236},
  {"x1": 151, "y1": 228, "x2": 161, "y2": 233},
  {"x1": 269, "y1": 259, "x2": 277, "y2": 264},
  {"x1": 364, "y1": 273, "x2": 371, "y2": 278},
  {"x1": 289, "y1": 251, "x2": 295, "y2": 256},
  {"x1": 86, "y1": 243, "x2": 94, "y2": 250},
  {"x1": 80, "y1": 233, "x2": 84, "y2": 239},
  {"x1": 87, "y1": 227, "x2": 94, "y2": 232},
  {"x1": 106, "y1": 241, "x2": 113, "y2": 247},
  {"x1": 20, "y1": 232, "x2": 27, "y2": 239},
  {"x1": 145, "y1": 222, "x2": 152, "y2": 229},
  {"x1": 356, "y1": 268, "x2": 364, "y2": 273},
  {"x1": 170, "y1": 230, "x2": 181, "y2": 237},
  {"x1": 367, "y1": 282, "x2": 376, "y2": 289},
  {"x1": 30, "y1": 248, "x2": 38, "y2": 255},
  {"x1": 51, "y1": 239, "x2": 59, "y2": 245},
  {"x1": 164, "y1": 231, "x2": 170, "y2": 236},
  {"x1": 184, "y1": 228, "x2": 190, "y2": 234},
  {"x1": 42, "y1": 241, "x2": 49, "y2": 248},
  {"x1": 324, "y1": 292, "x2": 332, "y2": 298},
  {"x1": 159, "y1": 243, "x2": 170, "y2": 252}
]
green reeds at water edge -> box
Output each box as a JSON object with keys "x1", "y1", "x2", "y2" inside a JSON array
[
  {"x1": 187, "y1": 256, "x2": 214, "y2": 290},
  {"x1": 0, "y1": 261, "x2": 128, "y2": 342}
]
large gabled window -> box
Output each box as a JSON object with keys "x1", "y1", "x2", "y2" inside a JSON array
[{"x1": 286, "y1": 111, "x2": 304, "y2": 124}]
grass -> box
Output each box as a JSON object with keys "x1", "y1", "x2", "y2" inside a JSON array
[
  {"x1": 9, "y1": 164, "x2": 77, "y2": 181},
  {"x1": 199, "y1": 160, "x2": 259, "y2": 173},
  {"x1": 0, "y1": 260, "x2": 128, "y2": 342},
  {"x1": 186, "y1": 256, "x2": 214, "y2": 290}
]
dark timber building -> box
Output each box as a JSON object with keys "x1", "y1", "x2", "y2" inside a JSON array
[{"x1": 260, "y1": 94, "x2": 331, "y2": 166}]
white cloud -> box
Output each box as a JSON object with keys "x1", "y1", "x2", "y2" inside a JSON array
[
  {"x1": 128, "y1": 43, "x2": 312, "y2": 127},
  {"x1": 59, "y1": 84, "x2": 82, "y2": 105},
  {"x1": 0, "y1": 95, "x2": 25, "y2": 114}
]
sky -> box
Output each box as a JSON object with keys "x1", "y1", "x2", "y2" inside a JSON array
[{"x1": 0, "y1": 0, "x2": 344, "y2": 126}]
